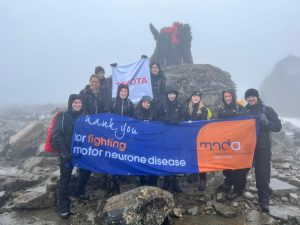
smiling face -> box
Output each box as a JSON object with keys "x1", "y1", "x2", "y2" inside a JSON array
[
  {"x1": 191, "y1": 95, "x2": 201, "y2": 104},
  {"x1": 141, "y1": 100, "x2": 151, "y2": 109},
  {"x1": 89, "y1": 77, "x2": 100, "y2": 91},
  {"x1": 151, "y1": 64, "x2": 159, "y2": 75},
  {"x1": 246, "y1": 96, "x2": 258, "y2": 105},
  {"x1": 224, "y1": 92, "x2": 233, "y2": 105},
  {"x1": 168, "y1": 92, "x2": 177, "y2": 101},
  {"x1": 119, "y1": 88, "x2": 128, "y2": 99},
  {"x1": 72, "y1": 99, "x2": 83, "y2": 111}
]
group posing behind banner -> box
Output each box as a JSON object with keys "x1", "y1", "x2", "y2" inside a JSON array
[{"x1": 51, "y1": 58, "x2": 282, "y2": 218}]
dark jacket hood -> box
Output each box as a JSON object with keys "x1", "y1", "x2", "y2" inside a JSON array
[
  {"x1": 222, "y1": 89, "x2": 237, "y2": 105},
  {"x1": 116, "y1": 84, "x2": 129, "y2": 100},
  {"x1": 68, "y1": 94, "x2": 84, "y2": 112}
]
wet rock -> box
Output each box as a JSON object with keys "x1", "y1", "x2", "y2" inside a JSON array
[
  {"x1": 13, "y1": 186, "x2": 56, "y2": 209},
  {"x1": 187, "y1": 206, "x2": 198, "y2": 216},
  {"x1": 45, "y1": 176, "x2": 58, "y2": 192},
  {"x1": 99, "y1": 186, "x2": 174, "y2": 225},
  {"x1": 0, "y1": 191, "x2": 9, "y2": 207},
  {"x1": 244, "y1": 191, "x2": 256, "y2": 199},
  {"x1": 5, "y1": 121, "x2": 45, "y2": 159},
  {"x1": 0, "y1": 175, "x2": 42, "y2": 193},
  {"x1": 171, "y1": 208, "x2": 183, "y2": 218},
  {"x1": 216, "y1": 192, "x2": 224, "y2": 202},
  {"x1": 269, "y1": 205, "x2": 300, "y2": 221},
  {"x1": 89, "y1": 189, "x2": 109, "y2": 201},
  {"x1": 21, "y1": 157, "x2": 58, "y2": 172},
  {"x1": 231, "y1": 201, "x2": 239, "y2": 207},
  {"x1": 288, "y1": 177, "x2": 300, "y2": 187},
  {"x1": 213, "y1": 202, "x2": 237, "y2": 218},
  {"x1": 269, "y1": 178, "x2": 298, "y2": 196},
  {"x1": 289, "y1": 193, "x2": 298, "y2": 205},
  {"x1": 281, "y1": 196, "x2": 289, "y2": 202},
  {"x1": 246, "y1": 210, "x2": 276, "y2": 225}
]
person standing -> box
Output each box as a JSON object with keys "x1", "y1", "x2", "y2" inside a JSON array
[
  {"x1": 79, "y1": 74, "x2": 110, "y2": 114},
  {"x1": 241, "y1": 88, "x2": 282, "y2": 212},
  {"x1": 155, "y1": 85, "x2": 184, "y2": 193},
  {"x1": 111, "y1": 84, "x2": 134, "y2": 117},
  {"x1": 150, "y1": 62, "x2": 166, "y2": 109},
  {"x1": 183, "y1": 91, "x2": 212, "y2": 191},
  {"x1": 216, "y1": 89, "x2": 249, "y2": 199},
  {"x1": 134, "y1": 95, "x2": 157, "y2": 186},
  {"x1": 51, "y1": 94, "x2": 91, "y2": 218}
]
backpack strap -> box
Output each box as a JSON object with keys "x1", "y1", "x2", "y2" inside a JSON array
[{"x1": 61, "y1": 112, "x2": 65, "y2": 134}]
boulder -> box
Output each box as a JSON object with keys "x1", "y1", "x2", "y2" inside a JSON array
[
  {"x1": 13, "y1": 186, "x2": 55, "y2": 209},
  {"x1": 187, "y1": 206, "x2": 198, "y2": 216},
  {"x1": 163, "y1": 64, "x2": 236, "y2": 112},
  {"x1": 5, "y1": 121, "x2": 46, "y2": 159},
  {"x1": 269, "y1": 205, "x2": 300, "y2": 221},
  {"x1": 99, "y1": 186, "x2": 174, "y2": 225},
  {"x1": 21, "y1": 157, "x2": 58, "y2": 172},
  {"x1": 245, "y1": 210, "x2": 276, "y2": 225},
  {"x1": 0, "y1": 175, "x2": 42, "y2": 193},
  {"x1": 269, "y1": 178, "x2": 298, "y2": 196}
]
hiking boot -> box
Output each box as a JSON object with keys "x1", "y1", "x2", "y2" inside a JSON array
[
  {"x1": 226, "y1": 191, "x2": 243, "y2": 200},
  {"x1": 173, "y1": 182, "x2": 183, "y2": 193},
  {"x1": 260, "y1": 202, "x2": 270, "y2": 213},
  {"x1": 59, "y1": 210, "x2": 70, "y2": 219},
  {"x1": 217, "y1": 183, "x2": 231, "y2": 193},
  {"x1": 198, "y1": 179, "x2": 206, "y2": 192}
]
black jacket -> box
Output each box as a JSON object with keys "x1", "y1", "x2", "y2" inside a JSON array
[
  {"x1": 241, "y1": 99, "x2": 282, "y2": 149},
  {"x1": 111, "y1": 84, "x2": 134, "y2": 117},
  {"x1": 155, "y1": 95, "x2": 183, "y2": 122},
  {"x1": 79, "y1": 85, "x2": 110, "y2": 114},
  {"x1": 217, "y1": 90, "x2": 243, "y2": 119},
  {"x1": 134, "y1": 100, "x2": 154, "y2": 121},
  {"x1": 183, "y1": 103, "x2": 209, "y2": 121},
  {"x1": 51, "y1": 95, "x2": 85, "y2": 159},
  {"x1": 151, "y1": 71, "x2": 166, "y2": 105}
]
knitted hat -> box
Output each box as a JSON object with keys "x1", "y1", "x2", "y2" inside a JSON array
[
  {"x1": 245, "y1": 88, "x2": 259, "y2": 99},
  {"x1": 95, "y1": 66, "x2": 105, "y2": 74}
]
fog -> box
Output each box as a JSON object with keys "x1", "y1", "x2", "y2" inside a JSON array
[{"x1": 1, "y1": 0, "x2": 300, "y2": 104}]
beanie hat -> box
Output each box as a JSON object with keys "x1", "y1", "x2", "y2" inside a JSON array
[
  {"x1": 141, "y1": 95, "x2": 152, "y2": 102},
  {"x1": 191, "y1": 91, "x2": 202, "y2": 98},
  {"x1": 245, "y1": 88, "x2": 259, "y2": 99},
  {"x1": 95, "y1": 66, "x2": 105, "y2": 74}
]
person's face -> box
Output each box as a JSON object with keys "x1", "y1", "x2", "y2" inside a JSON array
[
  {"x1": 119, "y1": 88, "x2": 128, "y2": 99},
  {"x1": 142, "y1": 100, "x2": 151, "y2": 109},
  {"x1": 191, "y1": 95, "x2": 201, "y2": 104},
  {"x1": 89, "y1": 77, "x2": 100, "y2": 91},
  {"x1": 224, "y1": 92, "x2": 233, "y2": 104},
  {"x1": 151, "y1": 64, "x2": 159, "y2": 75},
  {"x1": 246, "y1": 96, "x2": 258, "y2": 105},
  {"x1": 72, "y1": 99, "x2": 82, "y2": 111},
  {"x1": 168, "y1": 92, "x2": 176, "y2": 101},
  {"x1": 96, "y1": 71, "x2": 105, "y2": 79}
]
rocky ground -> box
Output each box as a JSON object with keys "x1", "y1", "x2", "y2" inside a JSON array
[{"x1": 0, "y1": 105, "x2": 300, "y2": 225}]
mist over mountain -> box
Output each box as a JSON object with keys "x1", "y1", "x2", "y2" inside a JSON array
[{"x1": 260, "y1": 54, "x2": 300, "y2": 118}]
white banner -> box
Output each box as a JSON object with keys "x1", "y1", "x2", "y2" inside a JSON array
[{"x1": 112, "y1": 58, "x2": 153, "y2": 104}]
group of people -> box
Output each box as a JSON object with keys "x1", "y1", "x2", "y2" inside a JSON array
[{"x1": 51, "y1": 61, "x2": 282, "y2": 218}]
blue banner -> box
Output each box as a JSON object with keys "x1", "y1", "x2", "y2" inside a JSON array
[{"x1": 72, "y1": 113, "x2": 257, "y2": 175}]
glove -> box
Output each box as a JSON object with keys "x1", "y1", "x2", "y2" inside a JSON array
[
  {"x1": 110, "y1": 63, "x2": 118, "y2": 67},
  {"x1": 259, "y1": 114, "x2": 269, "y2": 126},
  {"x1": 141, "y1": 55, "x2": 148, "y2": 59}
]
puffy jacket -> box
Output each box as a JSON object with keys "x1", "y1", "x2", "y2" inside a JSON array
[
  {"x1": 241, "y1": 99, "x2": 282, "y2": 149},
  {"x1": 79, "y1": 85, "x2": 110, "y2": 114},
  {"x1": 151, "y1": 66, "x2": 166, "y2": 106}
]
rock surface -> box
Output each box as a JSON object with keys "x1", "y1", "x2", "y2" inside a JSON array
[{"x1": 100, "y1": 186, "x2": 174, "y2": 225}]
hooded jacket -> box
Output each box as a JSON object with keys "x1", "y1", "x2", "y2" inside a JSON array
[
  {"x1": 241, "y1": 99, "x2": 282, "y2": 149},
  {"x1": 155, "y1": 88, "x2": 183, "y2": 122},
  {"x1": 51, "y1": 94, "x2": 85, "y2": 160},
  {"x1": 183, "y1": 93, "x2": 209, "y2": 121},
  {"x1": 79, "y1": 84, "x2": 110, "y2": 114},
  {"x1": 150, "y1": 62, "x2": 166, "y2": 105},
  {"x1": 111, "y1": 84, "x2": 134, "y2": 117},
  {"x1": 217, "y1": 89, "x2": 243, "y2": 119},
  {"x1": 134, "y1": 96, "x2": 154, "y2": 121}
]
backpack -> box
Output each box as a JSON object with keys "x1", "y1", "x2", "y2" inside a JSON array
[{"x1": 44, "y1": 111, "x2": 64, "y2": 153}]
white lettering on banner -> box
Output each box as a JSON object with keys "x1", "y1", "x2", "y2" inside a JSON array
[
  {"x1": 84, "y1": 115, "x2": 138, "y2": 139},
  {"x1": 73, "y1": 146, "x2": 186, "y2": 167},
  {"x1": 116, "y1": 77, "x2": 148, "y2": 86}
]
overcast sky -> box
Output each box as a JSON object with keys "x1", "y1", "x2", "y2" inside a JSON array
[{"x1": 1, "y1": 0, "x2": 300, "y2": 104}]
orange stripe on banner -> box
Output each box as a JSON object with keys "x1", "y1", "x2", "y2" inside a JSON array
[{"x1": 196, "y1": 119, "x2": 256, "y2": 172}]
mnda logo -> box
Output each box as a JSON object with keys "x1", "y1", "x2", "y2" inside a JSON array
[{"x1": 199, "y1": 139, "x2": 241, "y2": 151}]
